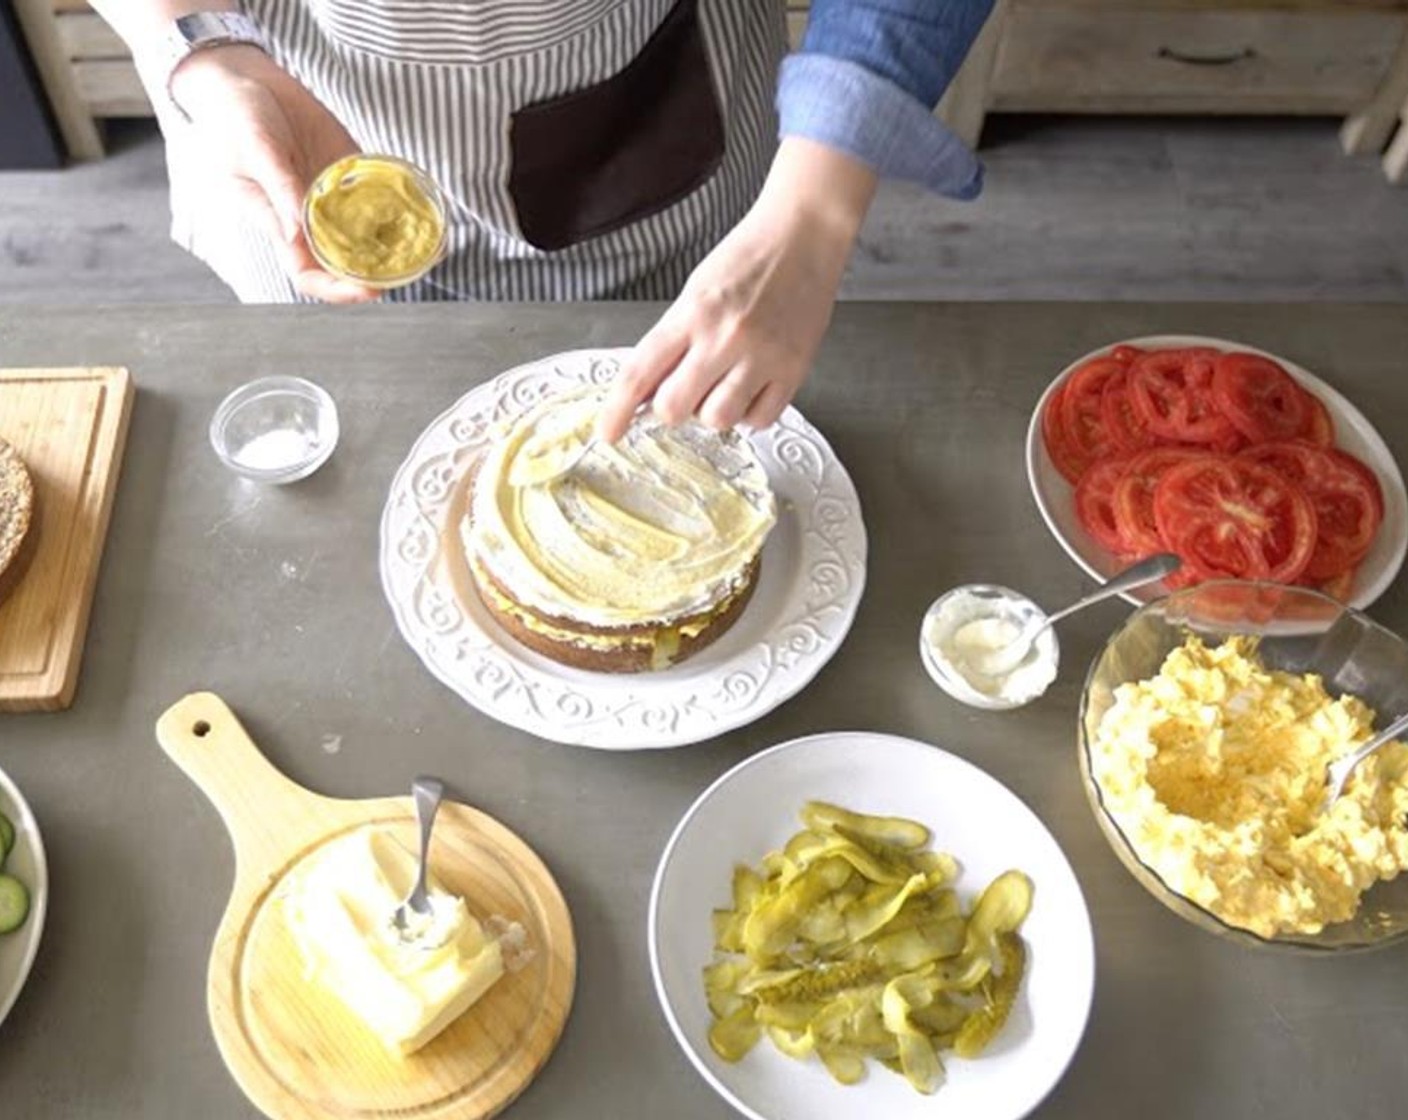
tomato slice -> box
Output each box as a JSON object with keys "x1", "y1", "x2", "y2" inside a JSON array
[
  {"x1": 1302, "y1": 392, "x2": 1335, "y2": 446},
  {"x1": 1129, "y1": 348, "x2": 1243, "y2": 447},
  {"x1": 1153, "y1": 456, "x2": 1316, "y2": 583},
  {"x1": 1055, "y1": 357, "x2": 1123, "y2": 480},
  {"x1": 1240, "y1": 441, "x2": 1384, "y2": 579},
  {"x1": 1210, "y1": 352, "x2": 1311, "y2": 443},
  {"x1": 1098, "y1": 369, "x2": 1154, "y2": 456},
  {"x1": 1100, "y1": 367, "x2": 1164, "y2": 455},
  {"x1": 1041, "y1": 382, "x2": 1088, "y2": 484},
  {"x1": 1111, "y1": 447, "x2": 1203, "y2": 556},
  {"x1": 1076, "y1": 458, "x2": 1133, "y2": 553}
]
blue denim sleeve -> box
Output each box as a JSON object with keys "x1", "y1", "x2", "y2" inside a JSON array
[{"x1": 776, "y1": 0, "x2": 996, "y2": 198}]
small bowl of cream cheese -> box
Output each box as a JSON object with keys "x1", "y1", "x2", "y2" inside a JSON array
[{"x1": 919, "y1": 584, "x2": 1060, "y2": 710}]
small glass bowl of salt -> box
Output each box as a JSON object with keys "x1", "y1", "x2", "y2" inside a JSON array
[
  {"x1": 210, "y1": 376, "x2": 339, "y2": 484},
  {"x1": 919, "y1": 584, "x2": 1059, "y2": 711}
]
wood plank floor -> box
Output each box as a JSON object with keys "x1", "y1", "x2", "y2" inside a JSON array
[{"x1": 1, "y1": 116, "x2": 1406, "y2": 304}]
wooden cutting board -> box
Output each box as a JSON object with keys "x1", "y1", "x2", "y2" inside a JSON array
[
  {"x1": 0, "y1": 366, "x2": 133, "y2": 711},
  {"x1": 156, "y1": 693, "x2": 576, "y2": 1120}
]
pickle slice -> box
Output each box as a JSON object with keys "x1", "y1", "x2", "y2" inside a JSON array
[
  {"x1": 755, "y1": 1000, "x2": 825, "y2": 1030},
  {"x1": 953, "y1": 933, "x2": 1026, "y2": 1058},
  {"x1": 733, "y1": 864, "x2": 765, "y2": 911},
  {"x1": 844, "y1": 874, "x2": 928, "y2": 943},
  {"x1": 742, "y1": 856, "x2": 852, "y2": 959},
  {"x1": 965, "y1": 870, "x2": 1034, "y2": 955},
  {"x1": 801, "y1": 801, "x2": 931, "y2": 850},
  {"x1": 708, "y1": 1005, "x2": 762, "y2": 1062},
  {"x1": 911, "y1": 993, "x2": 971, "y2": 1036},
  {"x1": 871, "y1": 915, "x2": 967, "y2": 971},
  {"x1": 703, "y1": 958, "x2": 753, "y2": 1018},
  {"x1": 752, "y1": 960, "x2": 880, "y2": 1005},
  {"x1": 817, "y1": 1045, "x2": 868, "y2": 1085},
  {"x1": 881, "y1": 974, "x2": 945, "y2": 1095},
  {"x1": 767, "y1": 1024, "x2": 815, "y2": 1060}
]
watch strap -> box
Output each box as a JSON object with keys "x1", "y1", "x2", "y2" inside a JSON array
[{"x1": 159, "y1": 11, "x2": 268, "y2": 120}]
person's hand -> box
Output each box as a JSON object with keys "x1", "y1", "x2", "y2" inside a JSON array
[
  {"x1": 597, "y1": 139, "x2": 877, "y2": 441},
  {"x1": 169, "y1": 44, "x2": 378, "y2": 303}
]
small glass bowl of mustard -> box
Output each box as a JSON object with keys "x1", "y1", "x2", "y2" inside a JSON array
[{"x1": 302, "y1": 153, "x2": 448, "y2": 289}]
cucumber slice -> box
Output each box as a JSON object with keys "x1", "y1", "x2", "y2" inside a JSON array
[
  {"x1": 0, "y1": 874, "x2": 28, "y2": 934},
  {"x1": 0, "y1": 812, "x2": 14, "y2": 863}
]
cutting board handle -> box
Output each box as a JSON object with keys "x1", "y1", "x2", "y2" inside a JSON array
[{"x1": 156, "y1": 692, "x2": 329, "y2": 876}]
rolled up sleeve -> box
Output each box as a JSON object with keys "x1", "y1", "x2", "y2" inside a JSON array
[{"x1": 776, "y1": 0, "x2": 996, "y2": 198}]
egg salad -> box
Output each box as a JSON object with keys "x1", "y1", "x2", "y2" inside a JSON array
[{"x1": 1089, "y1": 635, "x2": 1408, "y2": 938}]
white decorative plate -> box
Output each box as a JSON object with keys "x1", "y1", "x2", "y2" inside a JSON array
[
  {"x1": 1026, "y1": 334, "x2": 1408, "y2": 609},
  {"x1": 380, "y1": 349, "x2": 867, "y2": 749},
  {"x1": 650, "y1": 732, "x2": 1095, "y2": 1120},
  {"x1": 0, "y1": 764, "x2": 47, "y2": 1028}
]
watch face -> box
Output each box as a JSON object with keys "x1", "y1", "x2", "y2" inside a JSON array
[
  {"x1": 175, "y1": 12, "x2": 217, "y2": 45},
  {"x1": 164, "y1": 11, "x2": 267, "y2": 117},
  {"x1": 174, "y1": 11, "x2": 262, "y2": 48}
]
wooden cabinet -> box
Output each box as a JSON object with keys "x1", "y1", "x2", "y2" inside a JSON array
[
  {"x1": 16, "y1": 0, "x2": 1408, "y2": 182},
  {"x1": 12, "y1": 0, "x2": 146, "y2": 160},
  {"x1": 988, "y1": 3, "x2": 1408, "y2": 115},
  {"x1": 789, "y1": 0, "x2": 1408, "y2": 182}
]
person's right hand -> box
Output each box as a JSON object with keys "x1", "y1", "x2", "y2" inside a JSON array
[{"x1": 169, "y1": 44, "x2": 378, "y2": 303}]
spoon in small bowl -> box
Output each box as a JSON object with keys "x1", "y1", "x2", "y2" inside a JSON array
[
  {"x1": 981, "y1": 552, "x2": 1183, "y2": 677},
  {"x1": 390, "y1": 774, "x2": 445, "y2": 943},
  {"x1": 1322, "y1": 710, "x2": 1408, "y2": 812}
]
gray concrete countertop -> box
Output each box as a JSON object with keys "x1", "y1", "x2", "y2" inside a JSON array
[{"x1": 1, "y1": 302, "x2": 1405, "y2": 1119}]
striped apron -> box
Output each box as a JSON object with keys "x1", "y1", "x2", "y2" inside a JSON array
[{"x1": 167, "y1": 0, "x2": 786, "y2": 302}]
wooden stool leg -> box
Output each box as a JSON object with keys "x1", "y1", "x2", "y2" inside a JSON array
[
  {"x1": 12, "y1": 0, "x2": 104, "y2": 161},
  {"x1": 1342, "y1": 27, "x2": 1408, "y2": 158},
  {"x1": 1384, "y1": 116, "x2": 1408, "y2": 184}
]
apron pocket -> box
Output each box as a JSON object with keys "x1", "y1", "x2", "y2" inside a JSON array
[{"x1": 508, "y1": 0, "x2": 725, "y2": 252}]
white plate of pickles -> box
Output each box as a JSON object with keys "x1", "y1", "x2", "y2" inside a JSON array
[
  {"x1": 0, "y1": 764, "x2": 46, "y2": 1028},
  {"x1": 649, "y1": 732, "x2": 1094, "y2": 1120}
]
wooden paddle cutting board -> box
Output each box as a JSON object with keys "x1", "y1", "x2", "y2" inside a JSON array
[
  {"x1": 0, "y1": 366, "x2": 133, "y2": 711},
  {"x1": 156, "y1": 692, "x2": 576, "y2": 1120}
]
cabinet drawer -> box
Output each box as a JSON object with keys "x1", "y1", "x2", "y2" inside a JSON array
[{"x1": 989, "y1": 4, "x2": 1408, "y2": 114}]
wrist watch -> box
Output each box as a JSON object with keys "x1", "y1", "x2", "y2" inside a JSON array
[{"x1": 158, "y1": 11, "x2": 269, "y2": 119}]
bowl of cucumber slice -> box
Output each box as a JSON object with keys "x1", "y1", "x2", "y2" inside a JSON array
[{"x1": 0, "y1": 764, "x2": 46, "y2": 1027}]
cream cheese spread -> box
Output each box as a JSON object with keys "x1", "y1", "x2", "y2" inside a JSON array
[
  {"x1": 282, "y1": 827, "x2": 505, "y2": 1056},
  {"x1": 464, "y1": 385, "x2": 776, "y2": 629},
  {"x1": 921, "y1": 587, "x2": 1059, "y2": 708}
]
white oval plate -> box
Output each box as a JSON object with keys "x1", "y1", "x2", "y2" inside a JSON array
[
  {"x1": 380, "y1": 349, "x2": 867, "y2": 749},
  {"x1": 0, "y1": 764, "x2": 47, "y2": 1028},
  {"x1": 1025, "y1": 334, "x2": 1408, "y2": 609},
  {"x1": 650, "y1": 732, "x2": 1095, "y2": 1120}
]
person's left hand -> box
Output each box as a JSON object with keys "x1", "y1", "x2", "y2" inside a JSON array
[{"x1": 597, "y1": 139, "x2": 877, "y2": 441}]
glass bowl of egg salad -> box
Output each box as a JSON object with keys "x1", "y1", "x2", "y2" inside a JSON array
[{"x1": 1079, "y1": 580, "x2": 1408, "y2": 952}]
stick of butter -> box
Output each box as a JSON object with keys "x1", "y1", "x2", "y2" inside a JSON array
[{"x1": 283, "y1": 826, "x2": 505, "y2": 1056}]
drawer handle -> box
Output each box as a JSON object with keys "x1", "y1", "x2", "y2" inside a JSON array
[{"x1": 1157, "y1": 45, "x2": 1256, "y2": 67}]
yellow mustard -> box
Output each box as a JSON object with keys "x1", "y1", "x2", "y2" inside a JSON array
[{"x1": 304, "y1": 154, "x2": 446, "y2": 284}]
